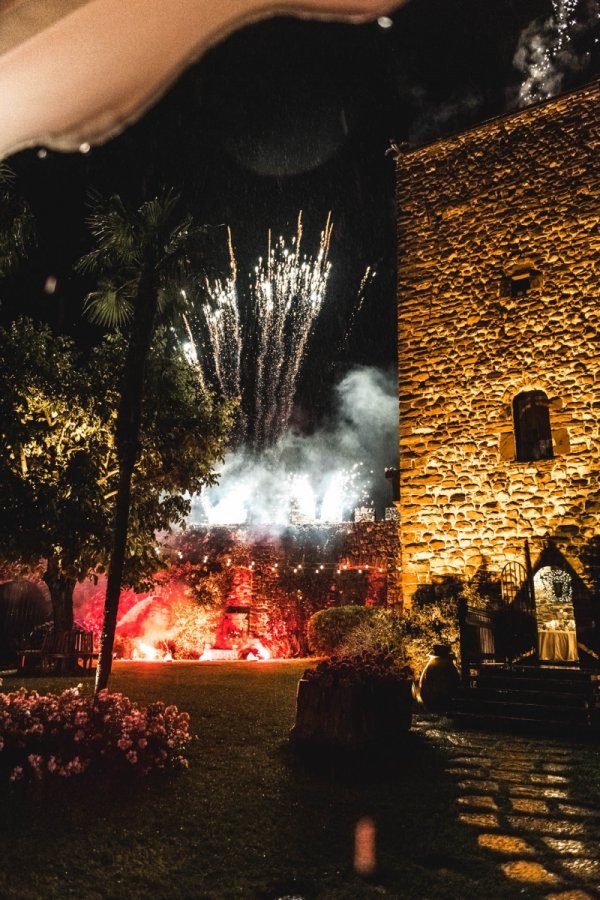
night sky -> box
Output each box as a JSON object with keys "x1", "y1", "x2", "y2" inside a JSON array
[{"x1": 3, "y1": 0, "x2": 599, "y2": 426}]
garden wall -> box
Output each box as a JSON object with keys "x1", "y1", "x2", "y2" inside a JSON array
[{"x1": 168, "y1": 519, "x2": 401, "y2": 655}]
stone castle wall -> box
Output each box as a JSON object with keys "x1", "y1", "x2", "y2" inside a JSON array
[
  {"x1": 184, "y1": 520, "x2": 401, "y2": 609},
  {"x1": 394, "y1": 82, "x2": 600, "y2": 603}
]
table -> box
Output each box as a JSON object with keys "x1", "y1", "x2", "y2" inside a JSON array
[{"x1": 538, "y1": 630, "x2": 578, "y2": 662}]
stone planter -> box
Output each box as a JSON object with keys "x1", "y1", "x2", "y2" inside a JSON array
[{"x1": 290, "y1": 676, "x2": 413, "y2": 750}]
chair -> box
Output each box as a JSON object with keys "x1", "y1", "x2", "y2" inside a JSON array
[
  {"x1": 20, "y1": 629, "x2": 56, "y2": 674},
  {"x1": 74, "y1": 631, "x2": 98, "y2": 670},
  {"x1": 46, "y1": 630, "x2": 76, "y2": 673}
]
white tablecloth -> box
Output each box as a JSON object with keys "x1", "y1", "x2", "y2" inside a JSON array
[{"x1": 538, "y1": 630, "x2": 578, "y2": 662}]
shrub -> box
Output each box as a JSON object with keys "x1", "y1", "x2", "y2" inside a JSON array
[
  {"x1": 302, "y1": 651, "x2": 412, "y2": 687},
  {"x1": 0, "y1": 684, "x2": 191, "y2": 783},
  {"x1": 406, "y1": 576, "x2": 462, "y2": 675},
  {"x1": 307, "y1": 606, "x2": 375, "y2": 655},
  {"x1": 339, "y1": 608, "x2": 408, "y2": 665}
]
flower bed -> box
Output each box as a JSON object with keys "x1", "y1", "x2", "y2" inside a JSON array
[
  {"x1": 0, "y1": 683, "x2": 191, "y2": 783},
  {"x1": 290, "y1": 652, "x2": 413, "y2": 750}
]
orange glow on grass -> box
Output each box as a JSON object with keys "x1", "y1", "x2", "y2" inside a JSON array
[{"x1": 354, "y1": 816, "x2": 377, "y2": 877}]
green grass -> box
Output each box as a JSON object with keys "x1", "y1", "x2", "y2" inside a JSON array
[{"x1": 0, "y1": 661, "x2": 593, "y2": 899}]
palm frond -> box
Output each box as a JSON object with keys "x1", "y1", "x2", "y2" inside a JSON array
[
  {"x1": 83, "y1": 283, "x2": 134, "y2": 329},
  {"x1": 79, "y1": 194, "x2": 140, "y2": 272},
  {"x1": 0, "y1": 163, "x2": 15, "y2": 187},
  {"x1": 78, "y1": 189, "x2": 216, "y2": 329},
  {"x1": 0, "y1": 168, "x2": 35, "y2": 276}
]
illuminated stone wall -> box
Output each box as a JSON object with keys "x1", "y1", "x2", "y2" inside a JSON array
[{"x1": 394, "y1": 82, "x2": 600, "y2": 603}]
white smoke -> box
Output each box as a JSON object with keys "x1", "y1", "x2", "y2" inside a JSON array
[
  {"x1": 513, "y1": 0, "x2": 599, "y2": 107},
  {"x1": 408, "y1": 92, "x2": 482, "y2": 144},
  {"x1": 188, "y1": 366, "x2": 398, "y2": 528}
]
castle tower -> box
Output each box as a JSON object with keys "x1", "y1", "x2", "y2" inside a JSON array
[{"x1": 393, "y1": 82, "x2": 600, "y2": 604}]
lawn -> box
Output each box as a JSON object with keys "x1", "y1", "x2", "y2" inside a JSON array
[{"x1": 0, "y1": 661, "x2": 590, "y2": 899}]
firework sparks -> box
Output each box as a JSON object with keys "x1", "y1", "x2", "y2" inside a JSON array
[
  {"x1": 515, "y1": 0, "x2": 595, "y2": 106},
  {"x1": 338, "y1": 264, "x2": 376, "y2": 360},
  {"x1": 182, "y1": 219, "x2": 392, "y2": 530},
  {"x1": 191, "y1": 212, "x2": 332, "y2": 450},
  {"x1": 253, "y1": 211, "x2": 333, "y2": 447},
  {"x1": 202, "y1": 273, "x2": 242, "y2": 400}
]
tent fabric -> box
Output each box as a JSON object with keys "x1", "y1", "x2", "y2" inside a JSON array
[
  {"x1": 0, "y1": 0, "x2": 91, "y2": 55},
  {"x1": 0, "y1": 0, "x2": 406, "y2": 161}
]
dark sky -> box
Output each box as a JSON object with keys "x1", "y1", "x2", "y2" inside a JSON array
[{"x1": 3, "y1": 0, "x2": 599, "y2": 423}]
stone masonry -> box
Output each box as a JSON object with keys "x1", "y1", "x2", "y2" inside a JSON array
[{"x1": 394, "y1": 82, "x2": 600, "y2": 604}]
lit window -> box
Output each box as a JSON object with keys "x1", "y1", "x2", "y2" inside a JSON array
[{"x1": 513, "y1": 391, "x2": 553, "y2": 462}]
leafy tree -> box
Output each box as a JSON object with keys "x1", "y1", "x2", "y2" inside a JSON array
[
  {"x1": 0, "y1": 318, "x2": 233, "y2": 647},
  {"x1": 0, "y1": 319, "x2": 114, "y2": 630},
  {"x1": 0, "y1": 165, "x2": 35, "y2": 277},
  {"x1": 77, "y1": 190, "x2": 227, "y2": 691}
]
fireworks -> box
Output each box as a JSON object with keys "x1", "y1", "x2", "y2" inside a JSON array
[
  {"x1": 516, "y1": 0, "x2": 594, "y2": 106},
  {"x1": 192, "y1": 212, "x2": 332, "y2": 450},
  {"x1": 555, "y1": 0, "x2": 579, "y2": 52},
  {"x1": 200, "y1": 227, "x2": 242, "y2": 402},
  {"x1": 252, "y1": 211, "x2": 333, "y2": 448},
  {"x1": 182, "y1": 217, "x2": 390, "y2": 528}
]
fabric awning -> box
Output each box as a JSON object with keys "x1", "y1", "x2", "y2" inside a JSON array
[{"x1": 0, "y1": 0, "x2": 406, "y2": 161}]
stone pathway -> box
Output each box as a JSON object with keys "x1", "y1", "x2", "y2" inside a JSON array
[{"x1": 413, "y1": 716, "x2": 600, "y2": 898}]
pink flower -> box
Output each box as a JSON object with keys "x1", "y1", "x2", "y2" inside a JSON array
[{"x1": 1, "y1": 686, "x2": 191, "y2": 782}]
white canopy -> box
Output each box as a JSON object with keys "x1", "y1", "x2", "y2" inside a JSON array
[{"x1": 0, "y1": 0, "x2": 406, "y2": 161}]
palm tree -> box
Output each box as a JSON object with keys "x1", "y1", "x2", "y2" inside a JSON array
[
  {"x1": 79, "y1": 190, "x2": 212, "y2": 693},
  {"x1": 0, "y1": 164, "x2": 34, "y2": 276}
]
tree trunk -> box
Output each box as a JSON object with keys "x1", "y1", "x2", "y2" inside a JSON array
[
  {"x1": 95, "y1": 275, "x2": 158, "y2": 694},
  {"x1": 43, "y1": 553, "x2": 75, "y2": 632}
]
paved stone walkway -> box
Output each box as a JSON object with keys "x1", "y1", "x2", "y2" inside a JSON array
[{"x1": 413, "y1": 716, "x2": 600, "y2": 899}]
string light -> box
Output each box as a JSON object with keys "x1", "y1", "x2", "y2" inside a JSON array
[{"x1": 178, "y1": 556, "x2": 390, "y2": 575}]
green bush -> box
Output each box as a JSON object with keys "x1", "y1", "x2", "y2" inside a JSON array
[
  {"x1": 339, "y1": 608, "x2": 408, "y2": 665},
  {"x1": 307, "y1": 605, "x2": 374, "y2": 655},
  {"x1": 406, "y1": 576, "x2": 462, "y2": 675}
]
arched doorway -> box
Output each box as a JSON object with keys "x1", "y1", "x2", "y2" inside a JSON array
[{"x1": 534, "y1": 566, "x2": 578, "y2": 663}]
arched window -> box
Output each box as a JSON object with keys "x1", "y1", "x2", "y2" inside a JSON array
[{"x1": 513, "y1": 390, "x2": 553, "y2": 461}]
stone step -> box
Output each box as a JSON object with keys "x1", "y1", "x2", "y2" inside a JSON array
[
  {"x1": 451, "y1": 696, "x2": 591, "y2": 725},
  {"x1": 449, "y1": 710, "x2": 597, "y2": 737},
  {"x1": 473, "y1": 675, "x2": 595, "y2": 695},
  {"x1": 477, "y1": 664, "x2": 598, "y2": 682},
  {"x1": 455, "y1": 685, "x2": 592, "y2": 707}
]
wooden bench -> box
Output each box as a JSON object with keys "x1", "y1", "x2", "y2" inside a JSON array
[
  {"x1": 19, "y1": 630, "x2": 98, "y2": 674},
  {"x1": 73, "y1": 631, "x2": 99, "y2": 670}
]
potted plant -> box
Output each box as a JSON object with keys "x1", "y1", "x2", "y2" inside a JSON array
[{"x1": 290, "y1": 651, "x2": 413, "y2": 751}]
